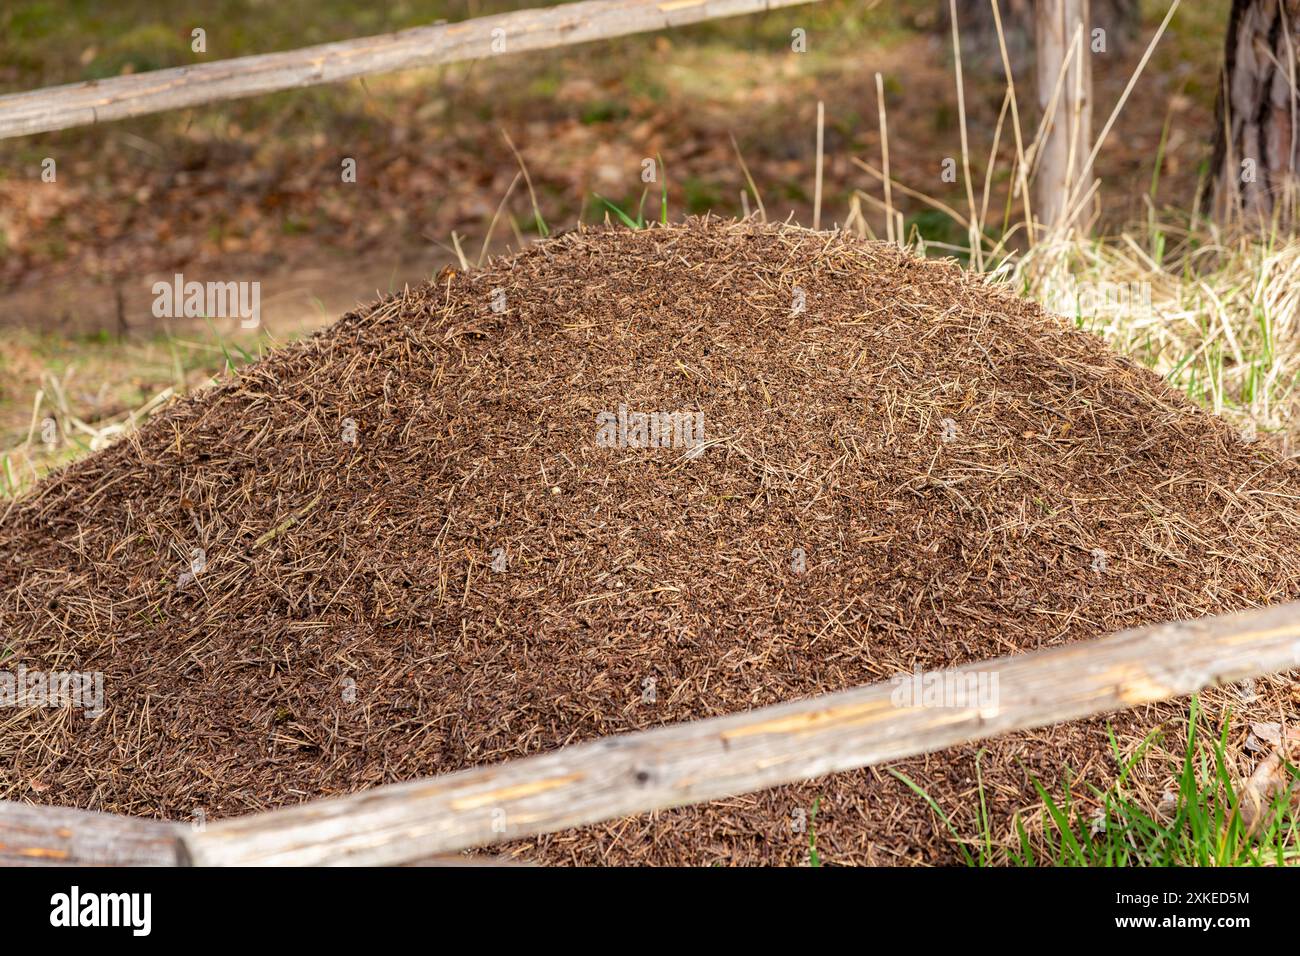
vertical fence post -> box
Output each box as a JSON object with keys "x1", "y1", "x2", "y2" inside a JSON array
[{"x1": 1034, "y1": 0, "x2": 1094, "y2": 234}]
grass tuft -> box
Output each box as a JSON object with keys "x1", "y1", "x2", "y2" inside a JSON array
[{"x1": 898, "y1": 699, "x2": 1300, "y2": 867}]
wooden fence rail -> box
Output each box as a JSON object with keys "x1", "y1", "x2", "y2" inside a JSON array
[
  {"x1": 0, "y1": 0, "x2": 817, "y2": 140},
  {"x1": 0, "y1": 804, "x2": 523, "y2": 867},
  {"x1": 0, "y1": 804, "x2": 184, "y2": 867},
  {"x1": 4, "y1": 600, "x2": 1297, "y2": 865}
]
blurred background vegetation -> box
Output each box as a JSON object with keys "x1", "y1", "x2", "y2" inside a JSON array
[{"x1": 0, "y1": 0, "x2": 1269, "y2": 496}]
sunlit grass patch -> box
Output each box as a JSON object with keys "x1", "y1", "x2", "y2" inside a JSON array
[{"x1": 895, "y1": 698, "x2": 1300, "y2": 867}]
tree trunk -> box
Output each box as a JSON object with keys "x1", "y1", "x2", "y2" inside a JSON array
[
  {"x1": 1034, "y1": 0, "x2": 1095, "y2": 234},
  {"x1": 1210, "y1": 0, "x2": 1300, "y2": 224}
]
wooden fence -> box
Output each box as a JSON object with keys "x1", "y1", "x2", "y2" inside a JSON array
[
  {"x1": 4, "y1": 600, "x2": 1299, "y2": 865},
  {"x1": 0, "y1": 0, "x2": 818, "y2": 139}
]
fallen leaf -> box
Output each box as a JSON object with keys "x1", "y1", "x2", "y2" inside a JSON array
[{"x1": 1238, "y1": 725, "x2": 1300, "y2": 836}]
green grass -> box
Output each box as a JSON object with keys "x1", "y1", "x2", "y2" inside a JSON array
[
  {"x1": 894, "y1": 698, "x2": 1300, "y2": 867},
  {"x1": 593, "y1": 156, "x2": 670, "y2": 229},
  {"x1": 807, "y1": 796, "x2": 822, "y2": 867}
]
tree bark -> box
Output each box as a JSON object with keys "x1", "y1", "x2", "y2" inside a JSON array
[{"x1": 1210, "y1": 0, "x2": 1300, "y2": 224}]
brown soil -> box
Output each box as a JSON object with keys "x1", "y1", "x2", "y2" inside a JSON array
[{"x1": 2, "y1": 218, "x2": 1298, "y2": 865}]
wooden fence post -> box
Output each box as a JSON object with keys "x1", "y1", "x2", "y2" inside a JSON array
[{"x1": 1034, "y1": 0, "x2": 1095, "y2": 234}]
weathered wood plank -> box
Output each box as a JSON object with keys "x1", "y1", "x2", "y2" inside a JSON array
[
  {"x1": 181, "y1": 601, "x2": 1300, "y2": 866},
  {"x1": 0, "y1": 0, "x2": 818, "y2": 139},
  {"x1": 0, "y1": 803, "x2": 185, "y2": 866},
  {"x1": 0, "y1": 802, "x2": 534, "y2": 866}
]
